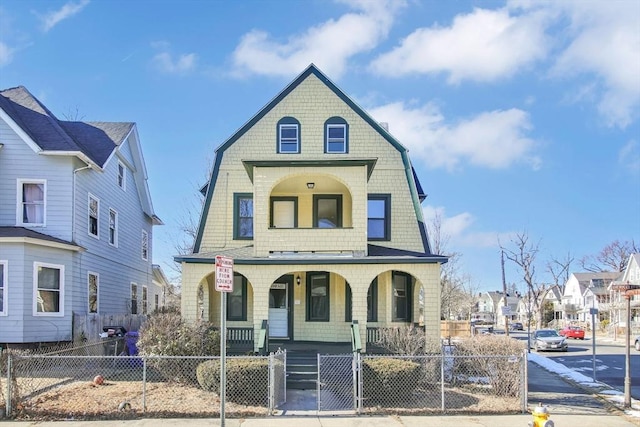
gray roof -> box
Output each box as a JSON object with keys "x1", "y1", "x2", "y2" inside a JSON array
[
  {"x1": 0, "y1": 226, "x2": 78, "y2": 247},
  {"x1": 0, "y1": 86, "x2": 133, "y2": 167}
]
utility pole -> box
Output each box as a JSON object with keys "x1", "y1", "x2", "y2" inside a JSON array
[{"x1": 502, "y1": 250, "x2": 510, "y2": 337}]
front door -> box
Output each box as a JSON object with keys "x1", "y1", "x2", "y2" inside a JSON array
[{"x1": 269, "y1": 279, "x2": 291, "y2": 338}]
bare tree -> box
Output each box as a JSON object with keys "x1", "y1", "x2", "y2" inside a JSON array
[
  {"x1": 546, "y1": 252, "x2": 574, "y2": 294},
  {"x1": 579, "y1": 239, "x2": 638, "y2": 272},
  {"x1": 500, "y1": 231, "x2": 547, "y2": 329},
  {"x1": 428, "y1": 211, "x2": 476, "y2": 320},
  {"x1": 61, "y1": 105, "x2": 85, "y2": 121}
]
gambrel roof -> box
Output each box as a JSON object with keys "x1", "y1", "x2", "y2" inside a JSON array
[{"x1": 192, "y1": 64, "x2": 434, "y2": 259}]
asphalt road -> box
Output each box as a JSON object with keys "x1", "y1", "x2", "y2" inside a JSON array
[{"x1": 539, "y1": 337, "x2": 640, "y2": 400}]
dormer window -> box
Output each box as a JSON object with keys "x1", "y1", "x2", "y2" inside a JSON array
[
  {"x1": 277, "y1": 117, "x2": 300, "y2": 153},
  {"x1": 325, "y1": 117, "x2": 348, "y2": 153}
]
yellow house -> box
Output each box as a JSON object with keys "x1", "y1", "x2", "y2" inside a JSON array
[{"x1": 176, "y1": 65, "x2": 446, "y2": 352}]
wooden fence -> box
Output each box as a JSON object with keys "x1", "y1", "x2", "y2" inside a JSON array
[
  {"x1": 72, "y1": 313, "x2": 149, "y2": 342},
  {"x1": 440, "y1": 320, "x2": 471, "y2": 338}
]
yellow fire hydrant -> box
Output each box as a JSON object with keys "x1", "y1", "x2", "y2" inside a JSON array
[{"x1": 528, "y1": 402, "x2": 554, "y2": 427}]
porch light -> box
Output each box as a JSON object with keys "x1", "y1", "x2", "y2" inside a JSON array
[
  {"x1": 306, "y1": 182, "x2": 315, "y2": 189},
  {"x1": 296, "y1": 275, "x2": 301, "y2": 286}
]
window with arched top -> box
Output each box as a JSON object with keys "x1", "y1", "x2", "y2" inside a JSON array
[
  {"x1": 324, "y1": 116, "x2": 348, "y2": 153},
  {"x1": 277, "y1": 117, "x2": 301, "y2": 153}
]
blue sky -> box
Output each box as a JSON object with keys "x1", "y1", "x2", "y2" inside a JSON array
[{"x1": 1, "y1": 0, "x2": 639, "y2": 293}]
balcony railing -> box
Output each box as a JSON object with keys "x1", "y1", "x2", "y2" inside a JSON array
[{"x1": 255, "y1": 226, "x2": 366, "y2": 257}]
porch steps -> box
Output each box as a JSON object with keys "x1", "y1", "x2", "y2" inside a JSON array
[{"x1": 286, "y1": 350, "x2": 318, "y2": 390}]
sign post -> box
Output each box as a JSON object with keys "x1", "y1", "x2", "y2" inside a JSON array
[{"x1": 215, "y1": 255, "x2": 234, "y2": 427}]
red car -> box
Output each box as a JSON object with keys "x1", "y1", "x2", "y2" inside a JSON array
[{"x1": 559, "y1": 326, "x2": 585, "y2": 339}]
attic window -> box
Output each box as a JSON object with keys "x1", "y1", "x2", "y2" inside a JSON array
[
  {"x1": 324, "y1": 117, "x2": 348, "y2": 153},
  {"x1": 117, "y1": 161, "x2": 126, "y2": 190},
  {"x1": 277, "y1": 117, "x2": 300, "y2": 153}
]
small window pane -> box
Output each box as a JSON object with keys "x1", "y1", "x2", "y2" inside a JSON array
[
  {"x1": 307, "y1": 274, "x2": 329, "y2": 321},
  {"x1": 89, "y1": 274, "x2": 98, "y2": 313},
  {"x1": 36, "y1": 266, "x2": 61, "y2": 313},
  {"x1": 237, "y1": 196, "x2": 254, "y2": 238}
]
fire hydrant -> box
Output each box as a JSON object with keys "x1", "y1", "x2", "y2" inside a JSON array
[{"x1": 528, "y1": 402, "x2": 554, "y2": 427}]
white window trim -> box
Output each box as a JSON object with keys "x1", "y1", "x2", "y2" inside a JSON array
[
  {"x1": 16, "y1": 179, "x2": 47, "y2": 227},
  {"x1": 33, "y1": 262, "x2": 65, "y2": 317},
  {"x1": 0, "y1": 260, "x2": 7, "y2": 316},
  {"x1": 88, "y1": 193, "x2": 100, "y2": 239},
  {"x1": 108, "y1": 208, "x2": 118, "y2": 247},
  {"x1": 326, "y1": 124, "x2": 347, "y2": 153},
  {"x1": 141, "y1": 230, "x2": 149, "y2": 261},
  {"x1": 88, "y1": 271, "x2": 99, "y2": 314},
  {"x1": 117, "y1": 161, "x2": 126, "y2": 191}
]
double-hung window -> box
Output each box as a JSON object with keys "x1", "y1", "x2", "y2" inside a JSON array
[
  {"x1": 325, "y1": 117, "x2": 348, "y2": 153},
  {"x1": 131, "y1": 283, "x2": 138, "y2": 314},
  {"x1": 367, "y1": 194, "x2": 391, "y2": 240},
  {"x1": 88, "y1": 272, "x2": 98, "y2": 313},
  {"x1": 109, "y1": 209, "x2": 118, "y2": 246},
  {"x1": 234, "y1": 193, "x2": 253, "y2": 239},
  {"x1": 306, "y1": 272, "x2": 330, "y2": 321},
  {"x1": 368, "y1": 279, "x2": 378, "y2": 322},
  {"x1": 392, "y1": 272, "x2": 412, "y2": 322},
  {"x1": 117, "y1": 161, "x2": 126, "y2": 190},
  {"x1": 142, "y1": 286, "x2": 148, "y2": 314},
  {"x1": 0, "y1": 261, "x2": 7, "y2": 316},
  {"x1": 227, "y1": 274, "x2": 247, "y2": 321},
  {"x1": 141, "y1": 230, "x2": 149, "y2": 260},
  {"x1": 277, "y1": 117, "x2": 301, "y2": 153},
  {"x1": 17, "y1": 179, "x2": 46, "y2": 226},
  {"x1": 88, "y1": 194, "x2": 99, "y2": 238},
  {"x1": 34, "y1": 262, "x2": 64, "y2": 316}
]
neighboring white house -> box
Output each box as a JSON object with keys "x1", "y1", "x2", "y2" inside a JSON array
[
  {"x1": 0, "y1": 86, "x2": 164, "y2": 344},
  {"x1": 561, "y1": 272, "x2": 619, "y2": 327},
  {"x1": 609, "y1": 253, "x2": 640, "y2": 329}
]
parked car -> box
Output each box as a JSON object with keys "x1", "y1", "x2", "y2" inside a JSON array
[
  {"x1": 635, "y1": 335, "x2": 640, "y2": 351},
  {"x1": 559, "y1": 326, "x2": 585, "y2": 340},
  {"x1": 510, "y1": 322, "x2": 524, "y2": 331},
  {"x1": 530, "y1": 329, "x2": 568, "y2": 352}
]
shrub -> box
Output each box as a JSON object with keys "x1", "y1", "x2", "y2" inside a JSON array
[
  {"x1": 137, "y1": 312, "x2": 220, "y2": 356},
  {"x1": 196, "y1": 358, "x2": 269, "y2": 406},
  {"x1": 363, "y1": 357, "x2": 421, "y2": 404},
  {"x1": 450, "y1": 335, "x2": 525, "y2": 396},
  {"x1": 137, "y1": 313, "x2": 220, "y2": 384},
  {"x1": 377, "y1": 325, "x2": 442, "y2": 355}
]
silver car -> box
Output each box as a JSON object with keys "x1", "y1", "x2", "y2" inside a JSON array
[{"x1": 531, "y1": 329, "x2": 568, "y2": 352}]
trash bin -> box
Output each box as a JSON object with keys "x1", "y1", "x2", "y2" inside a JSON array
[
  {"x1": 101, "y1": 326, "x2": 127, "y2": 356},
  {"x1": 125, "y1": 331, "x2": 139, "y2": 356}
]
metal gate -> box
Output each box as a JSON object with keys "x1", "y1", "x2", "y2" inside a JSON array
[{"x1": 317, "y1": 354, "x2": 358, "y2": 412}]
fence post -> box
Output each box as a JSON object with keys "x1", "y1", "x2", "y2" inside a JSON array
[
  {"x1": 142, "y1": 356, "x2": 147, "y2": 412},
  {"x1": 316, "y1": 354, "x2": 321, "y2": 412},
  {"x1": 357, "y1": 353, "x2": 362, "y2": 414},
  {"x1": 521, "y1": 350, "x2": 528, "y2": 413},
  {"x1": 268, "y1": 353, "x2": 274, "y2": 415},
  {"x1": 440, "y1": 344, "x2": 445, "y2": 413},
  {"x1": 352, "y1": 353, "x2": 357, "y2": 412},
  {"x1": 5, "y1": 354, "x2": 11, "y2": 416}
]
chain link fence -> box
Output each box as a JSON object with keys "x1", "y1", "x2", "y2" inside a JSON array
[
  {"x1": 2, "y1": 350, "x2": 286, "y2": 420},
  {"x1": 315, "y1": 350, "x2": 526, "y2": 415}
]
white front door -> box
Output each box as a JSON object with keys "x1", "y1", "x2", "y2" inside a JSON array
[{"x1": 269, "y1": 282, "x2": 289, "y2": 338}]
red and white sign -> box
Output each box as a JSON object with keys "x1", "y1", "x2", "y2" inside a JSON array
[{"x1": 215, "y1": 255, "x2": 234, "y2": 292}]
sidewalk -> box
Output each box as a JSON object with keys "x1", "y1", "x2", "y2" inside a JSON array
[{"x1": 8, "y1": 414, "x2": 640, "y2": 427}]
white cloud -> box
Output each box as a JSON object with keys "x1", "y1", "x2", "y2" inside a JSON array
[
  {"x1": 38, "y1": 0, "x2": 90, "y2": 32},
  {"x1": 231, "y1": 0, "x2": 406, "y2": 79},
  {"x1": 370, "y1": 6, "x2": 550, "y2": 83},
  {"x1": 423, "y1": 206, "x2": 503, "y2": 249},
  {"x1": 368, "y1": 101, "x2": 540, "y2": 170},
  {"x1": 152, "y1": 52, "x2": 197, "y2": 74},
  {"x1": 618, "y1": 139, "x2": 640, "y2": 174},
  {"x1": 0, "y1": 41, "x2": 13, "y2": 67},
  {"x1": 544, "y1": 1, "x2": 640, "y2": 128}
]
